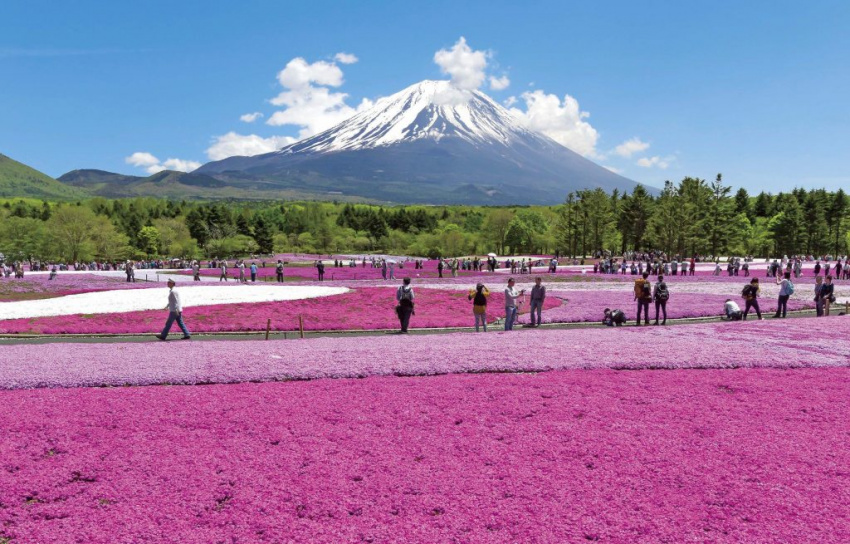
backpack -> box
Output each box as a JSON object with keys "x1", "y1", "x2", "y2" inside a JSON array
[
  {"x1": 641, "y1": 282, "x2": 651, "y2": 299},
  {"x1": 786, "y1": 281, "x2": 795, "y2": 295},
  {"x1": 656, "y1": 283, "x2": 669, "y2": 302},
  {"x1": 742, "y1": 285, "x2": 754, "y2": 299}
]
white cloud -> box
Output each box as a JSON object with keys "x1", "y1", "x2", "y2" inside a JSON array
[
  {"x1": 603, "y1": 165, "x2": 624, "y2": 174},
  {"x1": 206, "y1": 132, "x2": 297, "y2": 161},
  {"x1": 334, "y1": 52, "x2": 358, "y2": 64},
  {"x1": 614, "y1": 137, "x2": 650, "y2": 158},
  {"x1": 503, "y1": 96, "x2": 517, "y2": 107},
  {"x1": 489, "y1": 75, "x2": 510, "y2": 91},
  {"x1": 508, "y1": 90, "x2": 600, "y2": 158},
  {"x1": 125, "y1": 152, "x2": 160, "y2": 168},
  {"x1": 239, "y1": 112, "x2": 263, "y2": 123},
  {"x1": 161, "y1": 158, "x2": 202, "y2": 172},
  {"x1": 636, "y1": 155, "x2": 674, "y2": 169},
  {"x1": 125, "y1": 151, "x2": 199, "y2": 174},
  {"x1": 433, "y1": 37, "x2": 489, "y2": 90},
  {"x1": 265, "y1": 56, "x2": 372, "y2": 139}
]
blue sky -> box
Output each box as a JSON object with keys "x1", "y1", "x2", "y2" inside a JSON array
[{"x1": 1, "y1": 0, "x2": 848, "y2": 193}]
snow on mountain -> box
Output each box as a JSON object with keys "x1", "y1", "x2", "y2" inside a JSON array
[
  {"x1": 197, "y1": 80, "x2": 651, "y2": 205},
  {"x1": 277, "y1": 80, "x2": 540, "y2": 153}
]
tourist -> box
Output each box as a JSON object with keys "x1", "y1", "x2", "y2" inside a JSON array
[
  {"x1": 814, "y1": 275, "x2": 825, "y2": 316},
  {"x1": 468, "y1": 283, "x2": 490, "y2": 332},
  {"x1": 49, "y1": 265, "x2": 57, "y2": 280},
  {"x1": 276, "y1": 260, "x2": 284, "y2": 282},
  {"x1": 529, "y1": 277, "x2": 546, "y2": 327},
  {"x1": 389, "y1": 261, "x2": 396, "y2": 280},
  {"x1": 250, "y1": 261, "x2": 258, "y2": 282},
  {"x1": 219, "y1": 261, "x2": 228, "y2": 282},
  {"x1": 238, "y1": 260, "x2": 246, "y2": 283},
  {"x1": 603, "y1": 308, "x2": 626, "y2": 326},
  {"x1": 633, "y1": 272, "x2": 652, "y2": 326},
  {"x1": 653, "y1": 274, "x2": 669, "y2": 325},
  {"x1": 774, "y1": 272, "x2": 794, "y2": 318},
  {"x1": 382, "y1": 259, "x2": 388, "y2": 280},
  {"x1": 192, "y1": 261, "x2": 201, "y2": 281},
  {"x1": 821, "y1": 275, "x2": 835, "y2": 316},
  {"x1": 395, "y1": 277, "x2": 415, "y2": 333},
  {"x1": 437, "y1": 259, "x2": 444, "y2": 278},
  {"x1": 155, "y1": 278, "x2": 191, "y2": 340},
  {"x1": 724, "y1": 299, "x2": 743, "y2": 321},
  {"x1": 742, "y1": 278, "x2": 763, "y2": 320},
  {"x1": 504, "y1": 278, "x2": 525, "y2": 331},
  {"x1": 317, "y1": 260, "x2": 325, "y2": 281}
]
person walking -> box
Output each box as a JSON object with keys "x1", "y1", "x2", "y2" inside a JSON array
[
  {"x1": 381, "y1": 259, "x2": 388, "y2": 280},
  {"x1": 192, "y1": 261, "x2": 201, "y2": 281},
  {"x1": 529, "y1": 277, "x2": 546, "y2": 327},
  {"x1": 653, "y1": 274, "x2": 669, "y2": 325},
  {"x1": 219, "y1": 262, "x2": 228, "y2": 282},
  {"x1": 468, "y1": 283, "x2": 490, "y2": 332},
  {"x1": 276, "y1": 260, "x2": 284, "y2": 282},
  {"x1": 156, "y1": 278, "x2": 191, "y2": 340},
  {"x1": 774, "y1": 272, "x2": 794, "y2": 318},
  {"x1": 821, "y1": 275, "x2": 835, "y2": 316},
  {"x1": 633, "y1": 272, "x2": 652, "y2": 326},
  {"x1": 504, "y1": 278, "x2": 525, "y2": 331},
  {"x1": 396, "y1": 277, "x2": 415, "y2": 333},
  {"x1": 250, "y1": 262, "x2": 258, "y2": 282},
  {"x1": 317, "y1": 260, "x2": 325, "y2": 281},
  {"x1": 437, "y1": 259, "x2": 444, "y2": 278},
  {"x1": 238, "y1": 261, "x2": 246, "y2": 283},
  {"x1": 742, "y1": 278, "x2": 763, "y2": 320}
]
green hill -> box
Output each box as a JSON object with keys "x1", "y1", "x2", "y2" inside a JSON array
[{"x1": 0, "y1": 153, "x2": 86, "y2": 200}]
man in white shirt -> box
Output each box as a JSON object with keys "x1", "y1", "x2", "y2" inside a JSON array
[
  {"x1": 504, "y1": 278, "x2": 525, "y2": 331},
  {"x1": 724, "y1": 299, "x2": 742, "y2": 321},
  {"x1": 156, "y1": 278, "x2": 191, "y2": 340}
]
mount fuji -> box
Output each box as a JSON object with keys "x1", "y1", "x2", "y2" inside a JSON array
[{"x1": 197, "y1": 80, "x2": 649, "y2": 205}]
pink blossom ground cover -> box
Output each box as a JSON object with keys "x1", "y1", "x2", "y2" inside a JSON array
[
  {"x1": 0, "y1": 367, "x2": 848, "y2": 543},
  {"x1": 0, "y1": 274, "x2": 153, "y2": 302},
  {"x1": 2, "y1": 317, "x2": 849, "y2": 390},
  {"x1": 0, "y1": 288, "x2": 561, "y2": 335},
  {"x1": 526, "y1": 292, "x2": 812, "y2": 325}
]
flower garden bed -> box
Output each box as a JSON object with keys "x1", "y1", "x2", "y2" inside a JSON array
[{"x1": 1, "y1": 366, "x2": 848, "y2": 543}]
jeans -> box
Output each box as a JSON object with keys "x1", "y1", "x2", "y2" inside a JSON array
[
  {"x1": 251, "y1": 273, "x2": 256, "y2": 282},
  {"x1": 636, "y1": 300, "x2": 650, "y2": 324},
  {"x1": 744, "y1": 299, "x2": 761, "y2": 320},
  {"x1": 505, "y1": 306, "x2": 518, "y2": 330},
  {"x1": 398, "y1": 305, "x2": 413, "y2": 332},
  {"x1": 775, "y1": 295, "x2": 789, "y2": 318},
  {"x1": 276, "y1": 272, "x2": 283, "y2": 282},
  {"x1": 529, "y1": 299, "x2": 543, "y2": 326},
  {"x1": 474, "y1": 312, "x2": 487, "y2": 332},
  {"x1": 654, "y1": 300, "x2": 667, "y2": 324},
  {"x1": 161, "y1": 311, "x2": 190, "y2": 339},
  {"x1": 816, "y1": 298, "x2": 824, "y2": 317}
]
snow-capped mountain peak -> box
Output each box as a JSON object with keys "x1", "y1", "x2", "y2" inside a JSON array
[{"x1": 276, "y1": 79, "x2": 539, "y2": 154}]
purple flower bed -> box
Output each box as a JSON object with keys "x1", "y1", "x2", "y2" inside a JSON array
[
  {"x1": 2, "y1": 317, "x2": 848, "y2": 390},
  {"x1": 0, "y1": 288, "x2": 561, "y2": 335},
  {"x1": 1, "y1": 367, "x2": 848, "y2": 543}
]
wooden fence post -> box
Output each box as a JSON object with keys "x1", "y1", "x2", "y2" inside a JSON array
[
  {"x1": 299, "y1": 315, "x2": 304, "y2": 339},
  {"x1": 265, "y1": 318, "x2": 271, "y2": 340}
]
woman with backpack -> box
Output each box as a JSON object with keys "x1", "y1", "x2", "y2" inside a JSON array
[
  {"x1": 774, "y1": 272, "x2": 794, "y2": 318},
  {"x1": 395, "y1": 277, "x2": 415, "y2": 333},
  {"x1": 653, "y1": 275, "x2": 669, "y2": 325},
  {"x1": 468, "y1": 283, "x2": 490, "y2": 332},
  {"x1": 742, "y1": 278, "x2": 763, "y2": 320}
]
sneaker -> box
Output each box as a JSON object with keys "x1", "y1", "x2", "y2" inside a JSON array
[
  {"x1": 155, "y1": 335, "x2": 166, "y2": 341},
  {"x1": 181, "y1": 336, "x2": 191, "y2": 340}
]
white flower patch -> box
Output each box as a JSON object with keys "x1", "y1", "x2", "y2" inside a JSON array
[{"x1": 0, "y1": 285, "x2": 349, "y2": 320}]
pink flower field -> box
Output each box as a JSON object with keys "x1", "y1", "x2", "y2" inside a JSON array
[
  {"x1": 0, "y1": 274, "x2": 153, "y2": 302},
  {"x1": 1, "y1": 366, "x2": 848, "y2": 543},
  {"x1": 2, "y1": 317, "x2": 849, "y2": 390},
  {"x1": 0, "y1": 287, "x2": 561, "y2": 335}
]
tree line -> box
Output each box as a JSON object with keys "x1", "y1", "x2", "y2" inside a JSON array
[{"x1": 0, "y1": 175, "x2": 848, "y2": 263}]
